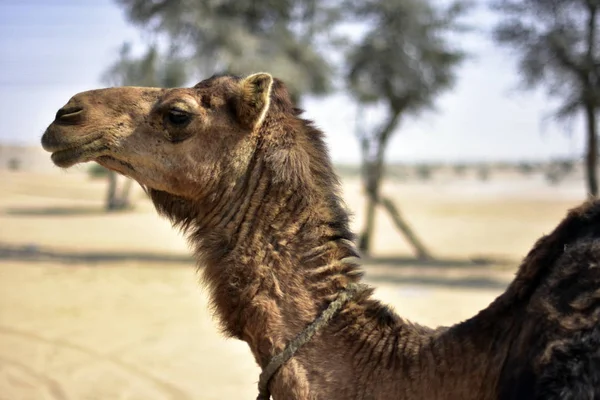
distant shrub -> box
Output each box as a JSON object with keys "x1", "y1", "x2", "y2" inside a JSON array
[
  {"x1": 478, "y1": 165, "x2": 490, "y2": 181},
  {"x1": 545, "y1": 160, "x2": 574, "y2": 186},
  {"x1": 7, "y1": 158, "x2": 21, "y2": 171},
  {"x1": 517, "y1": 162, "x2": 534, "y2": 175},
  {"x1": 415, "y1": 164, "x2": 432, "y2": 181},
  {"x1": 558, "y1": 160, "x2": 575, "y2": 174},
  {"x1": 88, "y1": 164, "x2": 109, "y2": 179},
  {"x1": 545, "y1": 169, "x2": 561, "y2": 185},
  {"x1": 453, "y1": 164, "x2": 467, "y2": 176}
]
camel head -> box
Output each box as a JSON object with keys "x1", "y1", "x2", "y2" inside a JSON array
[{"x1": 41, "y1": 73, "x2": 276, "y2": 198}]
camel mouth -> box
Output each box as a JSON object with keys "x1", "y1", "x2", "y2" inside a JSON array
[
  {"x1": 50, "y1": 140, "x2": 108, "y2": 168},
  {"x1": 41, "y1": 128, "x2": 109, "y2": 168},
  {"x1": 42, "y1": 133, "x2": 107, "y2": 169},
  {"x1": 42, "y1": 128, "x2": 101, "y2": 152}
]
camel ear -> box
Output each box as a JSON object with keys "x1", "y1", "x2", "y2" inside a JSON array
[{"x1": 236, "y1": 73, "x2": 273, "y2": 130}]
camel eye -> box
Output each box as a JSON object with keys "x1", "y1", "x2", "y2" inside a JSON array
[{"x1": 166, "y1": 108, "x2": 191, "y2": 127}]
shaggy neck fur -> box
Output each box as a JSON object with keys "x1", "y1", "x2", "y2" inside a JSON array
[{"x1": 149, "y1": 115, "x2": 365, "y2": 354}]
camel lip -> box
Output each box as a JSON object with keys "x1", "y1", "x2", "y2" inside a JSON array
[
  {"x1": 50, "y1": 149, "x2": 81, "y2": 168},
  {"x1": 50, "y1": 144, "x2": 102, "y2": 168},
  {"x1": 45, "y1": 135, "x2": 107, "y2": 168},
  {"x1": 41, "y1": 130, "x2": 101, "y2": 153}
]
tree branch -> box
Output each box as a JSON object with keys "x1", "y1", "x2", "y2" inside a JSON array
[
  {"x1": 547, "y1": 34, "x2": 589, "y2": 85},
  {"x1": 587, "y1": 0, "x2": 598, "y2": 90}
]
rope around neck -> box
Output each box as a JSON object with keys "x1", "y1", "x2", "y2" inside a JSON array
[{"x1": 256, "y1": 282, "x2": 369, "y2": 400}]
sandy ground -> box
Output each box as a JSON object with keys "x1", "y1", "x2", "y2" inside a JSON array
[{"x1": 0, "y1": 169, "x2": 588, "y2": 399}]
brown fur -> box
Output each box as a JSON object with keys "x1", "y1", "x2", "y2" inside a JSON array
[{"x1": 42, "y1": 73, "x2": 600, "y2": 399}]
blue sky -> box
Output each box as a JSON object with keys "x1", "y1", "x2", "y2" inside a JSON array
[{"x1": 0, "y1": 0, "x2": 585, "y2": 163}]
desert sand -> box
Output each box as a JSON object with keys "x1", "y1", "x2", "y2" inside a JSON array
[{"x1": 0, "y1": 168, "x2": 586, "y2": 399}]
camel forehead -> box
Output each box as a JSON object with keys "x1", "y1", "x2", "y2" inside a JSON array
[
  {"x1": 193, "y1": 74, "x2": 241, "y2": 93},
  {"x1": 85, "y1": 76, "x2": 242, "y2": 110},
  {"x1": 156, "y1": 79, "x2": 239, "y2": 112},
  {"x1": 158, "y1": 88, "x2": 201, "y2": 105}
]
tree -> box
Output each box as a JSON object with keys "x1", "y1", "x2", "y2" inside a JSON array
[
  {"x1": 102, "y1": 43, "x2": 188, "y2": 89},
  {"x1": 346, "y1": 0, "x2": 470, "y2": 255},
  {"x1": 491, "y1": 0, "x2": 600, "y2": 197},
  {"x1": 100, "y1": 43, "x2": 187, "y2": 211},
  {"x1": 113, "y1": 0, "x2": 342, "y2": 102}
]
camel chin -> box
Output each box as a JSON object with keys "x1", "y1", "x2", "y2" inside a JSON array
[{"x1": 96, "y1": 156, "x2": 136, "y2": 176}]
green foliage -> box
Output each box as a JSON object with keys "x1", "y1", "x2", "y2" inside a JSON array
[
  {"x1": 491, "y1": 0, "x2": 600, "y2": 120},
  {"x1": 544, "y1": 159, "x2": 576, "y2": 185},
  {"x1": 453, "y1": 163, "x2": 468, "y2": 176},
  {"x1": 102, "y1": 43, "x2": 188, "y2": 88},
  {"x1": 491, "y1": 0, "x2": 600, "y2": 196},
  {"x1": 347, "y1": 0, "x2": 471, "y2": 162},
  {"x1": 477, "y1": 165, "x2": 490, "y2": 181},
  {"x1": 415, "y1": 164, "x2": 433, "y2": 181},
  {"x1": 113, "y1": 0, "x2": 342, "y2": 99},
  {"x1": 346, "y1": 0, "x2": 470, "y2": 114},
  {"x1": 517, "y1": 162, "x2": 535, "y2": 175},
  {"x1": 7, "y1": 158, "x2": 20, "y2": 171}
]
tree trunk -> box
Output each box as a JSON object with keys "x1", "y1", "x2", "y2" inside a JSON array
[
  {"x1": 584, "y1": 102, "x2": 598, "y2": 198},
  {"x1": 106, "y1": 171, "x2": 119, "y2": 211},
  {"x1": 106, "y1": 171, "x2": 134, "y2": 211},
  {"x1": 359, "y1": 193, "x2": 377, "y2": 253},
  {"x1": 357, "y1": 111, "x2": 399, "y2": 254},
  {"x1": 119, "y1": 178, "x2": 134, "y2": 209},
  {"x1": 359, "y1": 158, "x2": 383, "y2": 253},
  {"x1": 379, "y1": 196, "x2": 432, "y2": 260},
  {"x1": 584, "y1": 1, "x2": 598, "y2": 198},
  {"x1": 356, "y1": 107, "x2": 430, "y2": 258}
]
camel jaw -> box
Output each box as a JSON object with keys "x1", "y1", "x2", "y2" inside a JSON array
[{"x1": 96, "y1": 156, "x2": 136, "y2": 176}]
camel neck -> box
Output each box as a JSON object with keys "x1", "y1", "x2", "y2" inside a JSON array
[
  {"x1": 150, "y1": 160, "x2": 510, "y2": 398},
  {"x1": 185, "y1": 158, "x2": 361, "y2": 367}
]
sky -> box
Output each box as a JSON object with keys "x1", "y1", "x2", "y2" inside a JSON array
[{"x1": 0, "y1": 0, "x2": 586, "y2": 164}]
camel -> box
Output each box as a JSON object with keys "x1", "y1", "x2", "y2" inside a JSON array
[{"x1": 41, "y1": 73, "x2": 600, "y2": 399}]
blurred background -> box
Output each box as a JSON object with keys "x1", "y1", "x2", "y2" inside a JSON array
[{"x1": 0, "y1": 0, "x2": 597, "y2": 398}]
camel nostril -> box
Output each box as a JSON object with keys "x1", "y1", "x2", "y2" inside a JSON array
[{"x1": 55, "y1": 106, "x2": 84, "y2": 124}]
